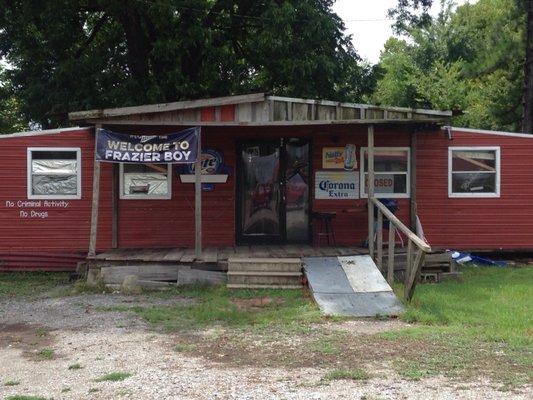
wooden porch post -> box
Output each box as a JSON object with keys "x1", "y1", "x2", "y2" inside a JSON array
[
  {"x1": 111, "y1": 163, "x2": 119, "y2": 249},
  {"x1": 195, "y1": 128, "x2": 202, "y2": 259},
  {"x1": 88, "y1": 124, "x2": 102, "y2": 257},
  {"x1": 410, "y1": 130, "x2": 417, "y2": 230},
  {"x1": 367, "y1": 124, "x2": 375, "y2": 258}
]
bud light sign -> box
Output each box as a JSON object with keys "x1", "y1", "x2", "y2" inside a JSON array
[{"x1": 315, "y1": 171, "x2": 359, "y2": 199}]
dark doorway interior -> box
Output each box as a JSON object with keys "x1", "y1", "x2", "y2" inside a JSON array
[{"x1": 236, "y1": 138, "x2": 310, "y2": 245}]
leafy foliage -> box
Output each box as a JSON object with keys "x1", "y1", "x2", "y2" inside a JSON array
[
  {"x1": 0, "y1": 0, "x2": 372, "y2": 131},
  {"x1": 374, "y1": 0, "x2": 527, "y2": 131},
  {"x1": 389, "y1": 0, "x2": 434, "y2": 33},
  {"x1": 0, "y1": 67, "x2": 27, "y2": 132}
]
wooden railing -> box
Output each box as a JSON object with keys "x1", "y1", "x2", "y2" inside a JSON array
[{"x1": 370, "y1": 198, "x2": 431, "y2": 301}]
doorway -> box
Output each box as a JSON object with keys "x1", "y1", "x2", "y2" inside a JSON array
[{"x1": 236, "y1": 138, "x2": 311, "y2": 245}]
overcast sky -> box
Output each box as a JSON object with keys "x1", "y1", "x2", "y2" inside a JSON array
[{"x1": 333, "y1": 0, "x2": 476, "y2": 64}]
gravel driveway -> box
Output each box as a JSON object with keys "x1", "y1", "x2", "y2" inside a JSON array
[{"x1": 0, "y1": 293, "x2": 529, "y2": 400}]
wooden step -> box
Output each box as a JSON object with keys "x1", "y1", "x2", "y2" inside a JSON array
[
  {"x1": 227, "y1": 257, "x2": 302, "y2": 273},
  {"x1": 227, "y1": 274, "x2": 302, "y2": 286},
  {"x1": 227, "y1": 271, "x2": 302, "y2": 277},
  {"x1": 227, "y1": 284, "x2": 302, "y2": 290}
]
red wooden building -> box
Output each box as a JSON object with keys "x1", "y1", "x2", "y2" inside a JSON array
[{"x1": 0, "y1": 93, "x2": 531, "y2": 272}]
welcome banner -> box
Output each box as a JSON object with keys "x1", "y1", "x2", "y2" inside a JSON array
[{"x1": 95, "y1": 127, "x2": 200, "y2": 164}]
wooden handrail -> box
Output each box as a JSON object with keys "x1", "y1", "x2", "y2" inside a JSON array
[
  {"x1": 371, "y1": 198, "x2": 431, "y2": 252},
  {"x1": 370, "y1": 197, "x2": 431, "y2": 301}
]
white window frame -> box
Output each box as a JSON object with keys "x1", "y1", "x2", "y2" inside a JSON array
[
  {"x1": 119, "y1": 163, "x2": 172, "y2": 200},
  {"x1": 27, "y1": 147, "x2": 82, "y2": 200},
  {"x1": 448, "y1": 146, "x2": 500, "y2": 198},
  {"x1": 360, "y1": 147, "x2": 411, "y2": 199}
]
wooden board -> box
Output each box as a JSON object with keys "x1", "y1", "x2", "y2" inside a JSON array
[
  {"x1": 101, "y1": 264, "x2": 179, "y2": 284},
  {"x1": 162, "y1": 248, "x2": 185, "y2": 261},
  {"x1": 180, "y1": 249, "x2": 196, "y2": 263},
  {"x1": 178, "y1": 266, "x2": 226, "y2": 285},
  {"x1": 201, "y1": 247, "x2": 218, "y2": 263}
]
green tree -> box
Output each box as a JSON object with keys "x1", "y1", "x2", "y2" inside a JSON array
[
  {"x1": 0, "y1": 66, "x2": 27, "y2": 133},
  {"x1": 375, "y1": 0, "x2": 526, "y2": 131},
  {"x1": 389, "y1": 0, "x2": 533, "y2": 132},
  {"x1": 0, "y1": 0, "x2": 372, "y2": 132}
]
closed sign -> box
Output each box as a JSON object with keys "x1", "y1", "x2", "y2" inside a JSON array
[
  {"x1": 364, "y1": 174, "x2": 395, "y2": 193},
  {"x1": 315, "y1": 171, "x2": 359, "y2": 199}
]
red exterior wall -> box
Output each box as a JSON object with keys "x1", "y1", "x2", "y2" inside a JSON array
[
  {"x1": 116, "y1": 127, "x2": 236, "y2": 248},
  {"x1": 111, "y1": 124, "x2": 413, "y2": 248},
  {"x1": 0, "y1": 129, "x2": 111, "y2": 270},
  {"x1": 2, "y1": 123, "x2": 531, "y2": 271},
  {"x1": 417, "y1": 129, "x2": 533, "y2": 250}
]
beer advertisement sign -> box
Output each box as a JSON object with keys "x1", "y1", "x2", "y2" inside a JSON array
[{"x1": 315, "y1": 171, "x2": 359, "y2": 200}]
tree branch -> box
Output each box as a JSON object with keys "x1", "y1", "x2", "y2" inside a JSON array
[{"x1": 74, "y1": 13, "x2": 109, "y2": 59}]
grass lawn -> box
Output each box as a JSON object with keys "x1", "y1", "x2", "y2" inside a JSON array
[
  {"x1": 388, "y1": 265, "x2": 532, "y2": 386},
  {"x1": 105, "y1": 284, "x2": 326, "y2": 333},
  {"x1": 400, "y1": 265, "x2": 532, "y2": 346},
  {"x1": 0, "y1": 272, "x2": 69, "y2": 300},
  {"x1": 125, "y1": 266, "x2": 531, "y2": 387}
]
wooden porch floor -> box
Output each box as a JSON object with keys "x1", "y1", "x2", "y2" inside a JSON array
[{"x1": 92, "y1": 245, "x2": 368, "y2": 264}]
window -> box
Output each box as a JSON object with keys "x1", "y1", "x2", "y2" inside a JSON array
[
  {"x1": 448, "y1": 147, "x2": 500, "y2": 197},
  {"x1": 27, "y1": 148, "x2": 81, "y2": 199},
  {"x1": 120, "y1": 163, "x2": 172, "y2": 199},
  {"x1": 360, "y1": 147, "x2": 410, "y2": 198}
]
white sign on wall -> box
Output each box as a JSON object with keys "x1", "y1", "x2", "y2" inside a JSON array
[{"x1": 315, "y1": 171, "x2": 359, "y2": 200}]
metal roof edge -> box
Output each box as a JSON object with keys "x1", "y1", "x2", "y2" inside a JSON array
[
  {"x1": 85, "y1": 118, "x2": 447, "y2": 127},
  {"x1": 0, "y1": 126, "x2": 87, "y2": 139},
  {"x1": 445, "y1": 126, "x2": 533, "y2": 139}
]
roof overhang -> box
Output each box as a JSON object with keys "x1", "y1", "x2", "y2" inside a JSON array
[{"x1": 69, "y1": 93, "x2": 452, "y2": 127}]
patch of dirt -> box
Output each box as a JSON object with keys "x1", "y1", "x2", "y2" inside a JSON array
[
  {"x1": 232, "y1": 297, "x2": 284, "y2": 310},
  {"x1": 168, "y1": 322, "x2": 531, "y2": 390},
  {"x1": 0, "y1": 323, "x2": 56, "y2": 360},
  {"x1": 0, "y1": 293, "x2": 195, "y2": 331},
  {"x1": 324, "y1": 317, "x2": 412, "y2": 335}
]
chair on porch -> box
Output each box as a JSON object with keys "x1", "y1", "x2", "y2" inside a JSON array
[{"x1": 312, "y1": 211, "x2": 337, "y2": 247}]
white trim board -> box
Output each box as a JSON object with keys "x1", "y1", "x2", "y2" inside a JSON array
[
  {"x1": 179, "y1": 174, "x2": 228, "y2": 183},
  {"x1": 0, "y1": 126, "x2": 85, "y2": 139},
  {"x1": 448, "y1": 146, "x2": 501, "y2": 198},
  {"x1": 445, "y1": 126, "x2": 533, "y2": 139}
]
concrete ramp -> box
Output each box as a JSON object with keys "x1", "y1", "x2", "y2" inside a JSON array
[{"x1": 303, "y1": 255, "x2": 404, "y2": 317}]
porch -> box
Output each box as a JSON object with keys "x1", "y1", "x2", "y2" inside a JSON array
[
  {"x1": 89, "y1": 244, "x2": 368, "y2": 268},
  {"x1": 74, "y1": 93, "x2": 452, "y2": 301}
]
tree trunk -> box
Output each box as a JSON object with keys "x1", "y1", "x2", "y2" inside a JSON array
[{"x1": 523, "y1": 0, "x2": 533, "y2": 133}]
